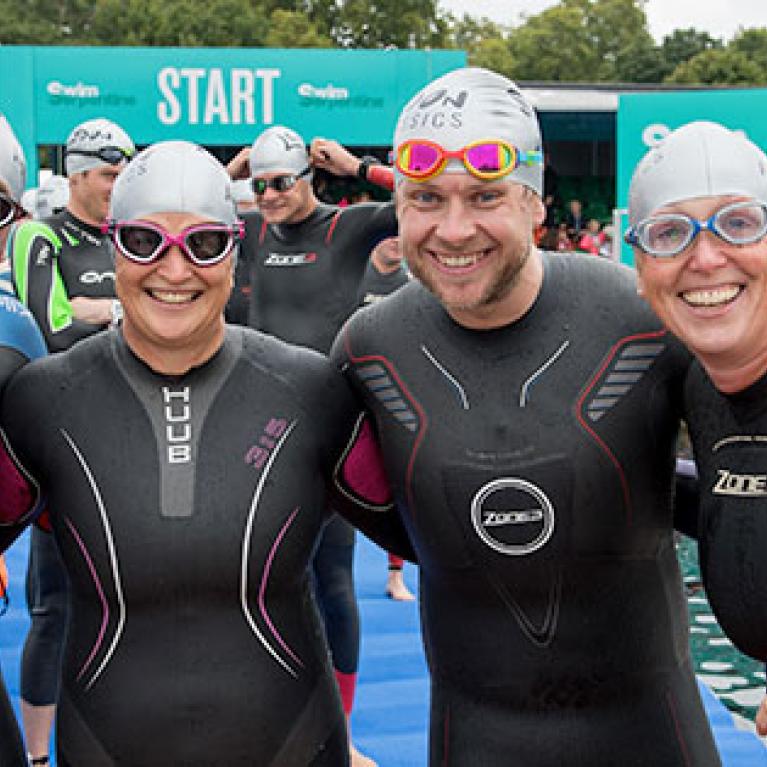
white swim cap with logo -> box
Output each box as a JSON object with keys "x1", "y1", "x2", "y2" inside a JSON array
[
  {"x1": 249, "y1": 126, "x2": 312, "y2": 180},
  {"x1": 0, "y1": 114, "x2": 27, "y2": 203},
  {"x1": 110, "y1": 140, "x2": 237, "y2": 226},
  {"x1": 628, "y1": 120, "x2": 767, "y2": 226},
  {"x1": 393, "y1": 67, "x2": 543, "y2": 195},
  {"x1": 64, "y1": 117, "x2": 135, "y2": 177}
]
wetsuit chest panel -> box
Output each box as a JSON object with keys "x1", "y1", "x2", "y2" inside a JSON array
[
  {"x1": 243, "y1": 204, "x2": 396, "y2": 353},
  {"x1": 54, "y1": 216, "x2": 116, "y2": 300},
  {"x1": 336, "y1": 259, "x2": 697, "y2": 706}
]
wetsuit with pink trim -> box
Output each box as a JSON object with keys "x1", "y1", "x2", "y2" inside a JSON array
[
  {"x1": 331, "y1": 252, "x2": 722, "y2": 766},
  {"x1": 228, "y1": 198, "x2": 398, "y2": 719},
  {"x1": 0, "y1": 325, "x2": 394, "y2": 766},
  {"x1": 684, "y1": 362, "x2": 767, "y2": 662}
]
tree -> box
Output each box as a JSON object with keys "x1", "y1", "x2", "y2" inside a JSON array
[
  {"x1": 88, "y1": 0, "x2": 270, "y2": 46},
  {"x1": 613, "y1": 39, "x2": 668, "y2": 83},
  {"x1": 264, "y1": 9, "x2": 332, "y2": 48},
  {"x1": 729, "y1": 27, "x2": 767, "y2": 80},
  {"x1": 469, "y1": 38, "x2": 516, "y2": 78},
  {"x1": 328, "y1": 0, "x2": 450, "y2": 49},
  {"x1": 507, "y1": 0, "x2": 655, "y2": 82},
  {"x1": 666, "y1": 48, "x2": 766, "y2": 86},
  {"x1": 660, "y1": 28, "x2": 722, "y2": 74}
]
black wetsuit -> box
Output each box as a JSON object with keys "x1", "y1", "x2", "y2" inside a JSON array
[
  {"x1": 684, "y1": 363, "x2": 767, "y2": 662},
  {"x1": 0, "y1": 269, "x2": 48, "y2": 767},
  {"x1": 8, "y1": 209, "x2": 116, "y2": 711},
  {"x1": 230, "y1": 201, "x2": 397, "y2": 687},
  {"x1": 230, "y1": 202, "x2": 396, "y2": 348},
  {"x1": 0, "y1": 326, "x2": 379, "y2": 766},
  {"x1": 332, "y1": 253, "x2": 721, "y2": 766}
]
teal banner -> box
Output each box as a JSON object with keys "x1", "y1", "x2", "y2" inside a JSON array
[
  {"x1": 0, "y1": 46, "x2": 465, "y2": 187},
  {"x1": 616, "y1": 88, "x2": 767, "y2": 263}
]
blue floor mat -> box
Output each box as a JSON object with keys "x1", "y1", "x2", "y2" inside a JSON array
[{"x1": 2, "y1": 530, "x2": 766, "y2": 766}]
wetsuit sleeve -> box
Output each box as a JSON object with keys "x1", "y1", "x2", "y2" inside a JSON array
[
  {"x1": 672, "y1": 458, "x2": 699, "y2": 540},
  {"x1": 0, "y1": 348, "x2": 28, "y2": 394},
  {"x1": 327, "y1": 323, "x2": 416, "y2": 562},
  {"x1": 0, "y1": 428, "x2": 42, "y2": 552},
  {"x1": 335, "y1": 202, "x2": 397, "y2": 264},
  {"x1": 8, "y1": 220, "x2": 106, "y2": 352},
  {"x1": 0, "y1": 360, "x2": 47, "y2": 552},
  {"x1": 331, "y1": 413, "x2": 416, "y2": 562}
]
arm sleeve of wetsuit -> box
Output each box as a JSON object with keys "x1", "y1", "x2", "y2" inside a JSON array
[
  {"x1": 331, "y1": 413, "x2": 416, "y2": 562},
  {"x1": 8, "y1": 220, "x2": 105, "y2": 352},
  {"x1": 673, "y1": 457, "x2": 699, "y2": 540},
  {"x1": 0, "y1": 349, "x2": 28, "y2": 397},
  {"x1": 0, "y1": 428, "x2": 42, "y2": 553}
]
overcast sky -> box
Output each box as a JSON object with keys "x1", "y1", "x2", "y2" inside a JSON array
[{"x1": 438, "y1": 0, "x2": 767, "y2": 43}]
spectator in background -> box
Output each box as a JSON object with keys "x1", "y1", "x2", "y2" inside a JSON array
[
  {"x1": 577, "y1": 218, "x2": 605, "y2": 255},
  {"x1": 564, "y1": 197, "x2": 585, "y2": 239}
]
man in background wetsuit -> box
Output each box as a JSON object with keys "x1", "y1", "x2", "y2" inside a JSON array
[
  {"x1": 227, "y1": 126, "x2": 398, "y2": 767},
  {"x1": 0, "y1": 139, "x2": 397, "y2": 766},
  {"x1": 6, "y1": 116, "x2": 134, "y2": 765},
  {"x1": 626, "y1": 120, "x2": 767, "y2": 729},
  {"x1": 0, "y1": 113, "x2": 48, "y2": 767},
  {"x1": 330, "y1": 66, "x2": 727, "y2": 766}
]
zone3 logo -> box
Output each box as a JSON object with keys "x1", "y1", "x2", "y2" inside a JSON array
[
  {"x1": 713, "y1": 469, "x2": 767, "y2": 497},
  {"x1": 264, "y1": 252, "x2": 318, "y2": 266}
]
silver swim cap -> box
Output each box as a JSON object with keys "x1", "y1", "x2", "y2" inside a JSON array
[
  {"x1": 628, "y1": 120, "x2": 767, "y2": 226},
  {"x1": 0, "y1": 115, "x2": 27, "y2": 203},
  {"x1": 249, "y1": 126, "x2": 312, "y2": 180},
  {"x1": 231, "y1": 178, "x2": 255, "y2": 205},
  {"x1": 36, "y1": 174, "x2": 70, "y2": 219},
  {"x1": 393, "y1": 67, "x2": 543, "y2": 195},
  {"x1": 110, "y1": 140, "x2": 237, "y2": 226},
  {"x1": 64, "y1": 118, "x2": 135, "y2": 177}
]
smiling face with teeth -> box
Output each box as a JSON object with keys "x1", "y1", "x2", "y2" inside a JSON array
[
  {"x1": 396, "y1": 173, "x2": 546, "y2": 330},
  {"x1": 116, "y1": 211, "x2": 234, "y2": 375},
  {"x1": 635, "y1": 195, "x2": 767, "y2": 391}
]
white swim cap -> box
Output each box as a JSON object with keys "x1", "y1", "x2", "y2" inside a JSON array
[
  {"x1": 110, "y1": 140, "x2": 237, "y2": 226},
  {"x1": 628, "y1": 120, "x2": 767, "y2": 226},
  {"x1": 64, "y1": 118, "x2": 135, "y2": 177},
  {"x1": 20, "y1": 188, "x2": 37, "y2": 215},
  {"x1": 249, "y1": 126, "x2": 312, "y2": 180},
  {"x1": 36, "y1": 174, "x2": 70, "y2": 219},
  {"x1": 0, "y1": 115, "x2": 27, "y2": 203},
  {"x1": 393, "y1": 67, "x2": 543, "y2": 195},
  {"x1": 231, "y1": 178, "x2": 255, "y2": 205}
]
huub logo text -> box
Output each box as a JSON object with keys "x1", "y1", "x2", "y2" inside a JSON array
[
  {"x1": 163, "y1": 386, "x2": 191, "y2": 464},
  {"x1": 713, "y1": 469, "x2": 767, "y2": 497}
]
